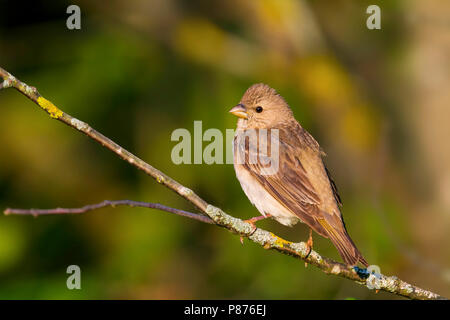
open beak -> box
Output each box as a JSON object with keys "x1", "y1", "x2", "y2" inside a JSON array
[{"x1": 229, "y1": 103, "x2": 248, "y2": 119}]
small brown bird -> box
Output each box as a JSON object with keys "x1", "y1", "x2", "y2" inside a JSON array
[{"x1": 230, "y1": 83, "x2": 368, "y2": 267}]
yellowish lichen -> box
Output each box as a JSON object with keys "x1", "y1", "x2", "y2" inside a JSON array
[
  {"x1": 37, "y1": 96, "x2": 63, "y2": 119},
  {"x1": 270, "y1": 233, "x2": 290, "y2": 248}
]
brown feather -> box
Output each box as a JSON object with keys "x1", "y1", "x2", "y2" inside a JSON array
[{"x1": 232, "y1": 83, "x2": 368, "y2": 266}]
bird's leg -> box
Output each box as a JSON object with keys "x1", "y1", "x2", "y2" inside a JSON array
[
  {"x1": 304, "y1": 228, "x2": 314, "y2": 267},
  {"x1": 240, "y1": 214, "x2": 272, "y2": 244}
]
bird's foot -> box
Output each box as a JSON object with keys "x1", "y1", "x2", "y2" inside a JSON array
[
  {"x1": 304, "y1": 229, "x2": 313, "y2": 267},
  {"x1": 240, "y1": 214, "x2": 272, "y2": 244}
]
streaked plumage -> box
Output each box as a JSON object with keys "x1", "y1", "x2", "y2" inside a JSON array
[{"x1": 231, "y1": 83, "x2": 368, "y2": 267}]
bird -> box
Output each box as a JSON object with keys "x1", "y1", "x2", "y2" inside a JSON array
[{"x1": 229, "y1": 83, "x2": 368, "y2": 267}]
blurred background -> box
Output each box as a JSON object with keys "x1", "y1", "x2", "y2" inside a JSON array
[{"x1": 0, "y1": 0, "x2": 449, "y2": 299}]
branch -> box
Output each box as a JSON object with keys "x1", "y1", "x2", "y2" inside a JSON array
[
  {"x1": 0, "y1": 67, "x2": 446, "y2": 300},
  {"x1": 4, "y1": 200, "x2": 214, "y2": 224}
]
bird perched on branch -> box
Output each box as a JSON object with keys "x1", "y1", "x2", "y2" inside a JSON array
[{"x1": 230, "y1": 83, "x2": 368, "y2": 267}]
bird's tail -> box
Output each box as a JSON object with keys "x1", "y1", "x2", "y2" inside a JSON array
[{"x1": 317, "y1": 218, "x2": 368, "y2": 267}]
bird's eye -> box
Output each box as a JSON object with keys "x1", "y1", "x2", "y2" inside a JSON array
[{"x1": 255, "y1": 106, "x2": 263, "y2": 113}]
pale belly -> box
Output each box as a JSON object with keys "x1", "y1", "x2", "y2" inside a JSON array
[{"x1": 234, "y1": 163, "x2": 300, "y2": 227}]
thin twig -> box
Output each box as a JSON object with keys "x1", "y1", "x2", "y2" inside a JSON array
[
  {"x1": 0, "y1": 66, "x2": 446, "y2": 300},
  {"x1": 4, "y1": 200, "x2": 214, "y2": 224}
]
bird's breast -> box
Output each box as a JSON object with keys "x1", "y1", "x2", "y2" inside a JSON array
[{"x1": 233, "y1": 160, "x2": 300, "y2": 227}]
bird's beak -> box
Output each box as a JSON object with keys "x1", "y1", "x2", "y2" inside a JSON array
[{"x1": 229, "y1": 103, "x2": 248, "y2": 119}]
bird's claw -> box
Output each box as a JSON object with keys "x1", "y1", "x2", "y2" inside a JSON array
[
  {"x1": 304, "y1": 229, "x2": 314, "y2": 267},
  {"x1": 240, "y1": 219, "x2": 258, "y2": 244},
  {"x1": 239, "y1": 215, "x2": 271, "y2": 244}
]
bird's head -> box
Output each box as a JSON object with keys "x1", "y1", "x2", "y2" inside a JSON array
[{"x1": 229, "y1": 83, "x2": 293, "y2": 129}]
